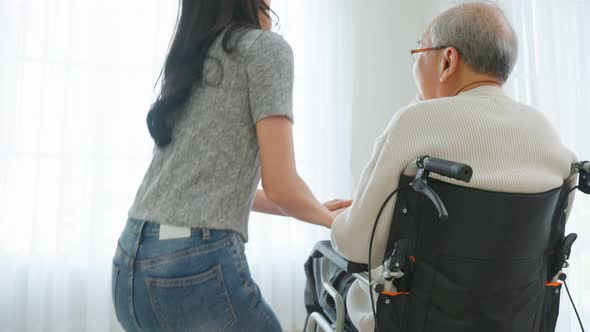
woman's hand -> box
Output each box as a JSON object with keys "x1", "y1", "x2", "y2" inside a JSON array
[
  {"x1": 324, "y1": 206, "x2": 349, "y2": 229},
  {"x1": 322, "y1": 199, "x2": 352, "y2": 211},
  {"x1": 321, "y1": 199, "x2": 352, "y2": 228}
]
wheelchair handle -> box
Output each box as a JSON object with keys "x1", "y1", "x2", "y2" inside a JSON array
[
  {"x1": 577, "y1": 161, "x2": 590, "y2": 173},
  {"x1": 419, "y1": 157, "x2": 473, "y2": 183}
]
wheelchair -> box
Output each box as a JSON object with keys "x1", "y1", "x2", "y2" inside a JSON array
[{"x1": 304, "y1": 157, "x2": 589, "y2": 332}]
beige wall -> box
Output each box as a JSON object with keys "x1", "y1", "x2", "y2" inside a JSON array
[{"x1": 349, "y1": 0, "x2": 443, "y2": 186}]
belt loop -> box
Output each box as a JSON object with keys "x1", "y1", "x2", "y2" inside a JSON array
[
  {"x1": 202, "y1": 228, "x2": 210, "y2": 241},
  {"x1": 129, "y1": 218, "x2": 144, "y2": 235}
]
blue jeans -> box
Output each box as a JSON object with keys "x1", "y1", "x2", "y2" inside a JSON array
[{"x1": 112, "y1": 219, "x2": 282, "y2": 332}]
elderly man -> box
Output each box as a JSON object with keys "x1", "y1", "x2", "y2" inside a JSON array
[{"x1": 314, "y1": 2, "x2": 576, "y2": 331}]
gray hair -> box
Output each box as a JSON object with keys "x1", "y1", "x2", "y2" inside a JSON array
[{"x1": 429, "y1": 2, "x2": 518, "y2": 82}]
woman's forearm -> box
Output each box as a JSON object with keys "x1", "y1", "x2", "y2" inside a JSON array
[
  {"x1": 264, "y1": 175, "x2": 332, "y2": 228},
  {"x1": 252, "y1": 189, "x2": 286, "y2": 216},
  {"x1": 254, "y1": 117, "x2": 347, "y2": 228}
]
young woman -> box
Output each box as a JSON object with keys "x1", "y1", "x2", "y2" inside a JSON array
[{"x1": 111, "y1": 0, "x2": 350, "y2": 331}]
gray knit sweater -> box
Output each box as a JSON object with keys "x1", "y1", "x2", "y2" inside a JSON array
[{"x1": 128, "y1": 29, "x2": 294, "y2": 241}]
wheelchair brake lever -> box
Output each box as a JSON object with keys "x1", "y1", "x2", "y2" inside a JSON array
[
  {"x1": 411, "y1": 167, "x2": 449, "y2": 221},
  {"x1": 374, "y1": 240, "x2": 415, "y2": 293},
  {"x1": 386, "y1": 239, "x2": 410, "y2": 272},
  {"x1": 382, "y1": 239, "x2": 414, "y2": 278}
]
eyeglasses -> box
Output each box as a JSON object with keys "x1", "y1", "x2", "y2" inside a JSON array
[{"x1": 410, "y1": 47, "x2": 447, "y2": 62}]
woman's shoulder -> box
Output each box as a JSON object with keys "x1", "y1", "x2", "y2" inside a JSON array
[{"x1": 234, "y1": 29, "x2": 292, "y2": 59}]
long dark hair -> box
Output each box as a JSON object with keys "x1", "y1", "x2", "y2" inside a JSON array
[{"x1": 147, "y1": 0, "x2": 273, "y2": 147}]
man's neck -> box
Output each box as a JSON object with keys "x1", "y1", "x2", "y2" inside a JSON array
[{"x1": 451, "y1": 75, "x2": 503, "y2": 96}]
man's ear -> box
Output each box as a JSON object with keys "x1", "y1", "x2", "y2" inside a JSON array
[{"x1": 439, "y1": 47, "x2": 460, "y2": 82}]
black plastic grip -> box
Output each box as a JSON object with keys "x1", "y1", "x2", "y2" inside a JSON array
[{"x1": 422, "y1": 157, "x2": 473, "y2": 183}]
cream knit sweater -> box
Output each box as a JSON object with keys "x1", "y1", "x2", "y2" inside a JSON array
[{"x1": 330, "y1": 86, "x2": 577, "y2": 331}]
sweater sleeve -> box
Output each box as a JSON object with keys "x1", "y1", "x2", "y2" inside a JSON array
[
  {"x1": 245, "y1": 31, "x2": 294, "y2": 124},
  {"x1": 330, "y1": 109, "x2": 415, "y2": 266}
]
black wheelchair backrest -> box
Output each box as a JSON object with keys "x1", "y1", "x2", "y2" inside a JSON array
[{"x1": 377, "y1": 174, "x2": 572, "y2": 332}]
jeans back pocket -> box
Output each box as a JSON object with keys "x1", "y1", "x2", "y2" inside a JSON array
[{"x1": 146, "y1": 265, "x2": 237, "y2": 332}]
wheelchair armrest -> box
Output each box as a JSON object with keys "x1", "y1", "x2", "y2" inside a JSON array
[{"x1": 311, "y1": 240, "x2": 369, "y2": 274}]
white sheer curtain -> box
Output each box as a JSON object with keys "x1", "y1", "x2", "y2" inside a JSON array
[
  {"x1": 504, "y1": 1, "x2": 590, "y2": 330},
  {"x1": 0, "y1": 0, "x2": 354, "y2": 331},
  {"x1": 0, "y1": 0, "x2": 179, "y2": 330},
  {"x1": 426, "y1": 1, "x2": 590, "y2": 331}
]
